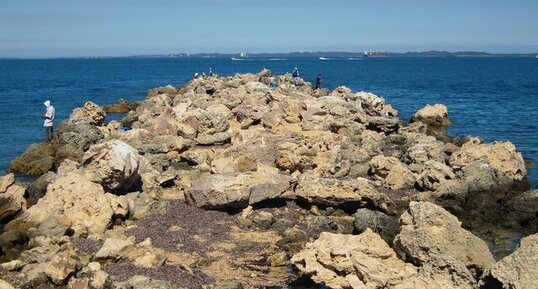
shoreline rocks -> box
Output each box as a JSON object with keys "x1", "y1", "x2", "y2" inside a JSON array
[{"x1": 0, "y1": 71, "x2": 535, "y2": 288}]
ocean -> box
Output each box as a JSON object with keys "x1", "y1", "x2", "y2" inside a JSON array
[{"x1": 0, "y1": 57, "x2": 537, "y2": 187}]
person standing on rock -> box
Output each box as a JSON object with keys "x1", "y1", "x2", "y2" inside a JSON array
[
  {"x1": 209, "y1": 67, "x2": 214, "y2": 77},
  {"x1": 41, "y1": 100, "x2": 55, "y2": 141},
  {"x1": 315, "y1": 74, "x2": 322, "y2": 89},
  {"x1": 292, "y1": 67, "x2": 300, "y2": 85}
]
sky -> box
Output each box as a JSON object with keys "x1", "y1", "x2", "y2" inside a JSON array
[{"x1": 1, "y1": 0, "x2": 537, "y2": 58}]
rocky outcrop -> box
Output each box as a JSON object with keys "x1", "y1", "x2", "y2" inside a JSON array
[
  {"x1": 0, "y1": 174, "x2": 26, "y2": 222},
  {"x1": 0, "y1": 172, "x2": 126, "y2": 249},
  {"x1": 104, "y1": 98, "x2": 141, "y2": 113},
  {"x1": 291, "y1": 229, "x2": 478, "y2": 289},
  {"x1": 411, "y1": 103, "x2": 451, "y2": 126},
  {"x1": 82, "y1": 140, "x2": 141, "y2": 192},
  {"x1": 394, "y1": 202, "x2": 495, "y2": 281},
  {"x1": 70, "y1": 101, "x2": 107, "y2": 126},
  {"x1": 481, "y1": 233, "x2": 538, "y2": 289},
  {"x1": 185, "y1": 164, "x2": 293, "y2": 209}
]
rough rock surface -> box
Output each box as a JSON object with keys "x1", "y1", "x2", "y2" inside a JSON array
[
  {"x1": 70, "y1": 101, "x2": 107, "y2": 126},
  {"x1": 481, "y1": 233, "x2": 538, "y2": 289},
  {"x1": 411, "y1": 103, "x2": 451, "y2": 126},
  {"x1": 82, "y1": 140, "x2": 141, "y2": 192},
  {"x1": 394, "y1": 202, "x2": 495, "y2": 281}
]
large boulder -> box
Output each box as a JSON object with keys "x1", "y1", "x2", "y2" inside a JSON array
[
  {"x1": 9, "y1": 143, "x2": 55, "y2": 175},
  {"x1": 411, "y1": 104, "x2": 451, "y2": 126},
  {"x1": 0, "y1": 172, "x2": 123, "y2": 246},
  {"x1": 295, "y1": 175, "x2": 391, "y2": 210},
  {"x1": 449, "y1": 141, "x2": 526, "y2": 184},
  {"x1": 70, "y1": 101, "x2": 106, "y2": 126},
  {"x1": 82, "y1": 140, "x2": 140, "y2": 192},
  {"x1": 394, "y1": 202, "x2": 495, "y2": 281},
  {"x1": 185, "y1": 165, "x2": 293, "y2": 209},
  {"x1": 416, "y1": 160, "x2": 455, "y2": 191},
  {"x1": 481, "y1": 233, "x2": 538, "y2": 289},
  {"x1": 291, "y1": 230, "x2": 474, "y2": 289},
  {"x1": 0, "y1": 174, "x2": 26, "y2": 222}
]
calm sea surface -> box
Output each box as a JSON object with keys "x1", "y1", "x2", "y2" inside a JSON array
[{"x1": 0, "y1": 57, "x2": 537, "y2": 187}]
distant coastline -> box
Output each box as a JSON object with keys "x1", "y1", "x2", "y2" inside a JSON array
[{"x1": 1, "y1": 50, "x2": 536, "y2": 60}]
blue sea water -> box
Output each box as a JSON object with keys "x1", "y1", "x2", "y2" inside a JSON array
[{"x1": 0, "y1": 57, "x2": 537, "y2": 188}]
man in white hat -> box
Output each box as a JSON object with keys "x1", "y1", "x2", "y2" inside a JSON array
[{"x1": 41, "y1": 100, "x2": 55, "y2": 141}]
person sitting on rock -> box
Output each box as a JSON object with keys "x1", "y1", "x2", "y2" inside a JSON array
[
  {"x1": 315, "y1": 74, "x2": 322, "y2": 89},
  {"x1": 41, "y1": 100, "x2": 55, "y2": 141},
  {"x1": 292, "y1": 67, "x2": 300, "y2": 85}
]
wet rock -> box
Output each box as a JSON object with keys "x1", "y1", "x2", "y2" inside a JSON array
[
  {"x1": 411, "y1": 103, "x2": 451, "y2": 127},
  {"x1": 9, "y1": 143, "x2": 55, "y2": 175},
  {"x1": 70, "y1": 101, "x2": 107, "y2": 126},
  {"x1": 394, "y1": 202, "x2": 495, "y2": 281},
  {"x1": 82, "y1": 140, "x2": 140, "y2": 192}
]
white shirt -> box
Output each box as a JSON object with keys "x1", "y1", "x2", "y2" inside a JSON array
[{"x1": 44, "y1": 105, "x2": 55, "y2": 127}]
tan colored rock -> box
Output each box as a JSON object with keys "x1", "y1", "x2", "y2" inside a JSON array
[
  {"x1": 44, "y1": 249, "x2": 78, "y2": 285},
  {"x1": 292, "y1": 229, "x2": 470, "y2": 289},
  {"x1": 0, "y1": 173, "x2": 15, "y2": 193},
  {"x1": 70, "y1": 101, "x2": 106, "y2": 126},
  {"x1": 185, "y1": 164, "x2": 293, "y2": 209},
  {"x1": 0, "y1": 183, "x2": 26, "y2": 222},
  {"x1": 394, "y1": 202, "x2": 495, "y2": 281},
  {"x1": 295, "y1": 175, "x2": 391, "y2": 210},
  {"x1": 369, "y1": 155, "x2": 399, "y2": 180},
  {"x1": 411, "y1": 103, "x2": 451, "y2": 126},
  {"x1": 449, "y1": 141, "x2": 527, "y2": 182},
  {"x1": 416, "y1": 160, "x2": 455, "y2": 191},
  {"x1": 385, "y1": 163, "x2": 416, "y2": 190},
  {"x1": 481, "y1": 233, "x2": 538, "y2": 289},
  {"x1": 82, "y1": 140, "x2": 140, "y2": 192},
  {"x1": 94, "y1": 238, "x2": 133, "y2": 260},
  {"x1": 0, "y1": 279, "x2": 15, "y2": 289},
  {"x1": 1, "y1": 172, "x2": 120, "y2": 243}
]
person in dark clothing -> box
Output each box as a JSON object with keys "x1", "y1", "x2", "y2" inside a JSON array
[
  {"x1": 315, "y1": 74, "x2": 322, "y2": 89},
  {"x1": 292, "y1": 67, "x2": 300, "y2": 85}
]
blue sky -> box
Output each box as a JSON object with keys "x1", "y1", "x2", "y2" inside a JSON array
[{"x1": 1, "y1": 0, "x2": 537, "y2": 58}]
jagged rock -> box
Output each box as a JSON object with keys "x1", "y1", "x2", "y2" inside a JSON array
[
  {"x1": 291, "y1": 229, "x2": 471, "y2": 289},
  {"x1": 9, "y1": 143, "x2": 55, "y2": 175},
  {"x1": 295, "y1": 175, "x2": 391, "y2": 210},
  {"x1": 103, "y1": 98, "x2": 141, "y2": 113},
  {"x1": 82, "y1": 140, "x2": 140, "y2": 192},
  {"x1": 394, "y1": 202, "x2": 495, "y2": 281},
  {"x1": 416, "y1": 160, "x2": 455, "y2": 191},
  {"x1": 44, "y1": 248, "x2": 79, "y2": 285},
  {"x1": 185, "y1": 165, "x2": 293, "y2": 209},
  {"x1": 449, "y1": 141, "x2": 526, "y2": 183},
  {"x1": 0, "y1": 181, "x2": 26, "y2": 222},
  {"x1": 481, "y1": 233, "x2": 538, "y2": 289},
  {"x1": 68, "y1": 261, "x2": 109, "y2": 289},
  {"x1": 0, "y1": 172, "x2": 122, "y2": 246},
  {"x1": 353, "y1": 208, "x2": 399, "y2": 242},
  {"x1": 94, "y1": 238, "x2": 133, "y2": 260},
  {"x1": 411, "y1": 103, "x2": 451, "y2": 126},
  {"x1": 70, "y1": 101, "x2": 107, "y2": 126},
  {"x1": 196, "y1": 131, "x2": 231, "y2": 145}
]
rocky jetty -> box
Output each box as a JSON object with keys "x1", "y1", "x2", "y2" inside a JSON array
[{"x1": 0, "y1": 70, "x2": 536, "y2": 288}]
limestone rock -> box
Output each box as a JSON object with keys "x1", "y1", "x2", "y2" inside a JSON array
[
  {"x1": 94, "y1": 238, "x2": 133, "y2": 260},
  {"x1": 0, "y1": 182, "x2": 26, "y2": 222},
  {"x1": 394, "y1": 202, "x2": 495, "y2": 280},
  {"x1": 353, "y1": 208, "x2": 399, "y2": 242},
  {"x1": 449, "y1": 141, "x2": 526, "y2": 183},
  {"x1": 411, "y1": 103, "x2": 451, "y2": 126},
  {"x1": 82, "y1": 140, "x2": 140, "y2": 192},
  {"x1": 0, "y1": 173, "x2": 15, "y2": 193},
  {"x1": 416, "y1": 160, "x2": 455, "y2": 191},
  {"x1": 70, "y1": 101, "x2": 106, "y2": 126},
  {"x1": 0, "y1": 279, "x2": 15, "y2": 289},
  {"x1": 9, "y1": 143, "x2": 55, "y2": 175},
  {"x1": 185, "y1": 165, "x2": 293, "y2": 209},
  {"x1": 481, "y1": 233, "x2": 538, "y2": 289},
  {"x1": 295, "y1": 175, "x2": 391, "y2": 210}
]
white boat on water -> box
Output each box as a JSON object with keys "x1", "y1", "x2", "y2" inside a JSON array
[{"x1": 319, "y1": 57, "x2": 328, "y2": 60}]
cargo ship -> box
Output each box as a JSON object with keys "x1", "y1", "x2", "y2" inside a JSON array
[{"x1": 363, "y1": 50, "x2": 390, "y2": 57}]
